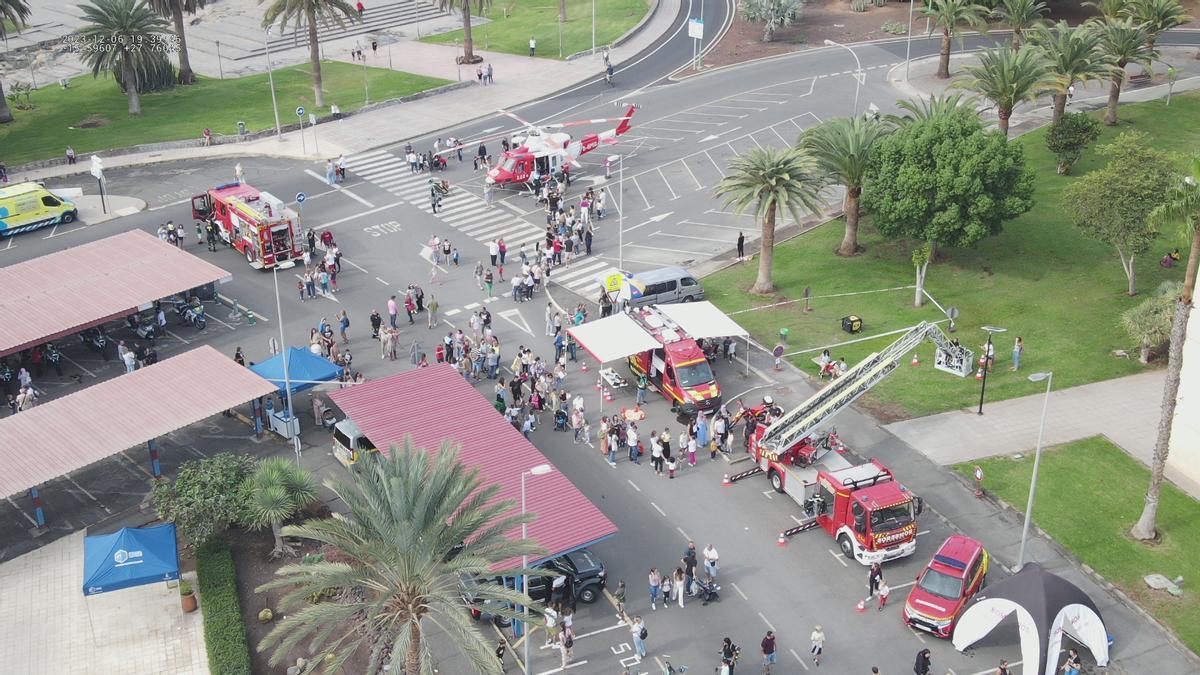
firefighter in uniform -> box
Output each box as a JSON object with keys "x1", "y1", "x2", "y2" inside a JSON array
[
  {"x1": 205, "y1": 220, "x2": 218, "y2": 251},
  {"x1": 44, "y1": 343, "x2": 64, "y2": 377}
]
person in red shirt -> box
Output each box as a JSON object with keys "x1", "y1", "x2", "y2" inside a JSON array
[
  {"x1": 761, "y1": 631, "x2": 777, "y2": 673},
  {"x1": 355, "y1": 1, "x2": 364, "y2": 17}
]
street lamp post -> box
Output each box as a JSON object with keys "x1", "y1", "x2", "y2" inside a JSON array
[
  {"x1": 977, "y1": 326, "x2": 1007, "y2": 415},
  {"x1": 216, "y1": 40, "x2": 224, "y2": 79},
  {"x1": 609, "y1": 154, "x2": 624, "y2": 270},
  {"x1": 1017, "y1": 371, "x2": 1053, "y2": 570},
  {"x1": 592, "y1": 0, "x2": 596, "y2": 56},
  {"x1": 904, "y1": 0, "x2": 917, "y2": 81},
  {"x1": 271, "y1": 266, "x2": 302, "y2": 464},
  {"x1": 558, "y1": 17, "x2": 564, "y2": 59},
  {"x1": 264, "y1": 28, "x2": 283, "y2": 141},
  {"x1": 824, "y1": 39, "x2": 864, "y2": 117},
  {"x1": 521, "y1": 464, "x2": 554, "y2": 674},
  {"x1": 357, "y1": 41, "x2": 370, "y2": 105}
]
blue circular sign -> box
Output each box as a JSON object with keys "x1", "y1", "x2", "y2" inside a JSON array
[
  {"x1": 295, "y1": 106, "x2": 306, "y2": 117},
  {"x1": 296, "y1": 192, "x2": 306, "y2": 203}
]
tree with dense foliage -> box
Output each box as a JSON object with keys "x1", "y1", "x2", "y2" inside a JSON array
[
  {"x1": 1062, "y1": 132, "x2": 1173, "y2": 296},
  {"x1": 1044, "y1": 111, "x2": 1101, "y2": 174},
  {"x1": 244, "y1": 458, "x2": 317, "y2": 560},
  {"x1": 798, "y1": 116, "x2": 890, "y2": 256},
  {"x1": 921, "y1": 0, "x2": 990, "y2": 79},
  {"x1": 1090, "y1": 17, "x2": 1156, "y2": 125},
  {"x1": 0, "y1": 0, "x2": 32, "y2": 123},
  {"x1": 992, "y1": 0, "x2": 1048, "y2": 50},
  {"x1": 713, "y1": 147, "x2": 826, "y2": 294},
  {"x1": 151, "y1": 453, "x2": 255, "y2": 548},
  {"x1": 740, "y1": 0, "x2": 802, "y2": 42},
  {"x1": 147, "y1": 0, "x2": 205, "y2": 84},
  {"x1": 863, "y1": 106, "x2": 1035, "y2": 307},
  {"x1": 1132, "y1": 156, "x2": 1200, "y2": 541},
  {"x1": 77, "y1": 0, "x2": 173, "y2": 115},
  {"x1": 1029, "y1": 22, "x2": 1114, "y2": 122},
  {"x1": 259, "y1": 0, "x2": 359, "y2": 107},
  {"x1": 952, "y1": 43, "x2": 1060, "y2": 137},
  {"x1": 435, "y1": 0, "x2": 490, "y2": 63},
  {"x1": 257, "y1": 440, "x2": 545, "y2": 675},
  {"x1": 1121, "y1": 281, "x2": 1181, "y2": 363},
  {"x1": 1130, "y1": 0, "x2": 1190, "y2": 50},
  {"x1": 886, "y1": 92, "x2": 976, "y2": 128}
]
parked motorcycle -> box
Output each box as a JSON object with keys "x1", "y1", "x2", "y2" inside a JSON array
[
  {"x1": 172, "y1": 296, "x2": 208, "y2": 331},
  {"x1": 80, "y1": 327, "x2": 112, "y2": 361},
  {"x1": 126, "y1": 313, "x2": 160, "y2": 342},
  {"x1": 0, "y1": 360, "x2": 16, "y2": 396},
  {"x1": 43, "y1": 343, "x2": 65, "y2": 377}
]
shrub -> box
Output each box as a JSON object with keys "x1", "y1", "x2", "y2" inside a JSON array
[
  {"x1": 882, "y1": 20, "x2": 908, "y2": 34},
  {"x1": 851, "y1": 0, "x2": 870, "y2": 11},
  {"x1": 196, "y1": 540, "x2": 252, "y2": 675},
  {"x1": 874, "y1": 0, "x2": 887, "y2": 7}
]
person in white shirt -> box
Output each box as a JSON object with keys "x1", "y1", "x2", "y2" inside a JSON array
[{"x1": 703, "y1": 544, "x2": 719, "y2": 580}]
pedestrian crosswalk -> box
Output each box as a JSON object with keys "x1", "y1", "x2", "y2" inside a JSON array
[{"x1": 345, "y1": 149, "x2": 620, "y2": 298}]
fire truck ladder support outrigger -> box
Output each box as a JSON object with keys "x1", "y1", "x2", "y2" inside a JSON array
[{"x1": 730, "y1": 321, "x2": 973, "y2": 536}]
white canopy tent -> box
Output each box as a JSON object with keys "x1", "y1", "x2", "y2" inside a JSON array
[
  {"x1": 656, "y1": 301, "x2": 751, "y2": 374},
  {"x1": 567, "y1": 313, "x2": 661, "y2": 413}
]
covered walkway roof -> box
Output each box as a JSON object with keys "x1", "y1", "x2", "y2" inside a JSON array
[
  {"x1": 0, "y1": 229, "x2": 232, "y2": 357},
  {"x1": 0, "y1": 346, "x2": 275, "y2": 499},
  {"x1": 329, "y1": 366, "x2": 618, "y2": 568}
]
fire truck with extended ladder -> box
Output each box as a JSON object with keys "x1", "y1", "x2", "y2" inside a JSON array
[
  {"x1": 727, "y1": 321, "x2": 973, "y2": 565},
  {"x1": 191, "y1": 182, "x2": 302, "y2": 270}
]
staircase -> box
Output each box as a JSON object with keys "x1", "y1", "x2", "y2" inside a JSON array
[{"x1": 234, "y1": 1, "x2": 449, "y2": 61}]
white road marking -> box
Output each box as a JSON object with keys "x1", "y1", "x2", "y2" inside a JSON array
[
  {"x1": 61, "y1": 353, "x2": 97, "y2": 378},
  {"x1": 376, "y1": 276, "x2": 390, "y2": 285},
  {"x1": 917, "y1": 530, "x2": 931, "y2": 536},
  {"x1": 677, "y1": 527, "x2": 690, "y2": 541},
  {"x1": 342, "y1": 257, "x2": 370, "y2": 274},
  {"x1": 444, "y1": 308, "x2": 462, "y2": 316},
  {"x1": 499, "y1": 308, "x2": 533, "y2": 335},
  {"x1": 909, "y1": 628, "x2": 927, "y2": 644},
  {"x1": 679, "y1": 160, "x2": 704, "y2": 190},
  {"x1": 757, "y1": 612, "x2": 776, "y2": 632},
  {"x1": 464, "y1": 302, "x2": 481, "y2": 310},
  {"x1": 730, "y1": 582, "x2": 749, "y2": 600},
  {"x1": 6, "y1": 497, "x2": 38, "y2": 526},
  {"x1": 632, "y1": 177, "x2": 652, "y2": 210},
  {"x1": 533, "y1": 660, "x2": 588, "y2": 675},
  {"x1": 891, "y1": 580, "x2": 917, "y2": 591},
  {"x1": 651, "y1": 230, "x2": 735, "y2": 244},
  {"x1": 762, "y1": 490, "x2": 774, "y2": 501},
  {"x1": 655, "y1": 167, "x2": 679, "y2": 200},
  {"x1": 66, "y1": 474, "x2": 109, "y2": 512},
  {"x1": 828, "y1": 549, "x2": 849, "y2": 568},
  {"x1": 625, "y1": 242, "x2": 699, "y2": 255},
  {"x1": 650, "y1": 502, "x2": 666, "y2": 517},
  {"x1": 315, "y1": 201, "x2": 404, "y2": 230},
  {"x1": 791, "y1": 649, "x2": 810, "y2": 670},
  {"x1": 627, "y1": 479, "x2": 641, "y2": 492},
  {"x1": 203, "y1": 311, "x2": 240, "y2": 329},
  {"x1": 148, "y1": 197, "x2": 192, "y2": 211},
  {"x1": 43, "y1": 225, "x2": 88, "y2": 239},
  {"x1": 164, "y1": 329, "x2": 192, "y2": 344}
]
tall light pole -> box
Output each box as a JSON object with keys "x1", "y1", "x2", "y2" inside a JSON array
[
  {"x1": 904, "y1": 0, "x2": 917, "y2": 81},
  {"x1": 271, "y1": 266, "x2": 301, "y2": 464},
  {"x1": 357, "y1": 41, "x2": 370, "y2": 105},
  {"x1": 1017, "y1": 371, "x2": 1053, "y2": 570},
  {"x1": 592, "y1": 0, "x2": 596, "y2": 56},
  {"x1": 264, "y1": 28, "x2": 283, "y2": 141},
  {"x1": 521, "y1": 464, "x2": 554, "y2": 674},
  {"x1": 558, "y1": 16, "x2": 564, "y2": 58},
  {"x1": 824, "y1": 39, "x2": 864, "y2": 117},
  {"x1": 609, "y1": 154, "x2": 624, "y2": 270},
  {"x1": 977, "y1": 326, "x2": 1007, "y2": 414}
]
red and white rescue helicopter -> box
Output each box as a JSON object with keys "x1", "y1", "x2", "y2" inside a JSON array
[{"x1": 449, "y1": 105, "x2": 637, "y2": 188}]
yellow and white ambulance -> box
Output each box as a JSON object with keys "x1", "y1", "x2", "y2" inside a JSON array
[{"x1": 0, "y1": 182, "x2": 79, "y2": 237}]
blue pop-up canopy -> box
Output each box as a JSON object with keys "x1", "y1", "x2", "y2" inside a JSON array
[
  {"x1": 83, "y1": 524, "x2": 180, "y2": 596},
  {"x1": 249, "y1": 347, "x2": 344, "y2": 394}
]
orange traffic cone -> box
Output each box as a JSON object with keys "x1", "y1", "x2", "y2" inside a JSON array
[
  {"x1": 580, "y1": 363, "x2": 589, "y2": 372},
  {"x1": 722, "y1": 474, "x2": 732, "y2": 487},
  {"x1": 776, "y1": 532, "x2": 788, "y2": 547},
  {"x1": 979, "y1": 355, "x2": 987, "y2": 367},
  {"x1": 855, "y1": 599, "x2": 868, "y2": 613},
  {"x1": 975, "y1": 368, "x2": 984, "y2": 381},
  {"x1": 911, "y1": 354, "x2": 920, "y2": 366}
]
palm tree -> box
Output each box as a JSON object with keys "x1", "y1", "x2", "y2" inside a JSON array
[
  {"x1": 1030, "y1": 22, "x2": 1114, "y2": 122},
  {"x1": 1130, "y1": 0, "x2": 1191, "y2": 51},
  {"x1": 436, "y1": 0, "x2": 489, "y2": 63},
  {"x1": 886, "y1": 92, "x2": 977, "y2": 127},
  {"x1": 77, "y1": 0, "x2": 172, "y2": 115},
  {"x1": 713, "y1": 147, "x2": 825, "y2": 295},
  {"x1": 147, "y1": 0, "x2": 205, "y2": 84},
  {"x1": 1085, "y1": 0, "x2": 1133, "y2": 19},
  {"x1": 0, "y1": 0, "x2": 32, "y2": 124},
  {"x1": 1131, "y1": 158, "x2": 1200, "y2": 541},
  {"x1": 992, "y1": 0, "x2": 1048, "y2": 50},
  {"x1": 921, "y1": 0, "x2": 991, "y2": 79},
  {"x1": 257, "y1": 440, "x2": 544, "y2": 675},
  {"x1": 952, "y1": 43, "x2": 1061, "y2": 137},
  {"x1": 798, "y1": 117, "x2": 889, "y2": 257},
  {"x1": 1091, "y1": 17, "x2": 1156, "y2": 125},
  {"x1": 260, "y1": 0, "x2": 359, "y2": 108},
  {"x1": 244, "y1": 458, "x2": 317, "y2": 559}
]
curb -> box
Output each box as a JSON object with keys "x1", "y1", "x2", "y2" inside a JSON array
[
  {"x1": 213, "y1": 292, "x2": 268, "y2": 324},
  {"x1": 564, "y1": 0, "x2": 662, "y2": 61}
]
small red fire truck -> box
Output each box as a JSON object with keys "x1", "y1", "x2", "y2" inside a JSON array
[
  {"x1": 626, "y1": 306, "x2": 722, "y2": 415},
  {"x1": 191, "y1": 182, "x2": 301, "y2": 270}
]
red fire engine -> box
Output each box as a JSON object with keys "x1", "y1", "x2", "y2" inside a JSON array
[
  {"x1": 626, "y1": 306, "x2": 722, "y2": 415},
  {"x1": 191, "y1": 182, "x2": 302, "y2": 270}
]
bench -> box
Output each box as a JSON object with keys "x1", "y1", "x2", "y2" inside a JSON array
[{"x1": 1128, "y1": 71, "x2": 1153, "y2": 88}]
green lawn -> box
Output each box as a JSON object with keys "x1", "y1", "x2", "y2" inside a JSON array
[
  {"x1": 706, "y1": 92, "x2": 1200, "y2": 419},
  {"x1": 0, "y1": 61, "x2": 450, "y2": 165},
  {"x1": 422, "y1": 0, "x2": 650, "y2": 59},
  {"x1": 954, "y1": 437, "x2": 1200, "y2": 655}
]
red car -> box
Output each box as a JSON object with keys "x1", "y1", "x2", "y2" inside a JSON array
[{"x1": 902, "y1": 535, "x2": 989, "y2": 638}]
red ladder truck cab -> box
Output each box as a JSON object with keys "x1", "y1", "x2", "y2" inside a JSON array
[
  {"x1": 626, "y1": 306, "x2": 722, "y2": 415},
  {"x1": 191, "y1": 182, "x2": 301, "y2": 270},
  {"x1": 751, "y1": 426, "x2": 922, "y2": 565}
]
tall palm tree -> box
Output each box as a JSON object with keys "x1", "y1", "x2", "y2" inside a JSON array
[
  {"x1": 1091, "y1": 17, "x2": 1156, "y2": 125},
  {"x1": 886, "y1": 92, "x2": 977, "y2": 127},
  {"x1": 148, "y1": 0, "x2": 205, "y2": 84},
  {"x1": 257, "y1": 440, "x2": 543, "y2": 675},
  {"x1": 77, "y1": 0, "x2": 172, "y2": 115},
  {"x1": 1030, "y1": 22, "x2": 1114, "y2": 122},
  {"x1": 244, "y1": 458, "x2": 317, "y2": 560},
  {"x1": 992, "y1": 0, "x2": 1048, "y2": 50},
  {"x1": 1131, "y1": 158, "x2": 1200, "y2": 541},
  {"x1": 1130, "y1": 0, "x2": 1191, "y2": 51},
  {"x1": 713, "y1": 147, "x2": 825, "y2": 294},
  {"x1": 436, "y1": 0, "x2": 489, "y2": 63},
  {"x1": 0, "y1": 0, "x2": 32, "y2": 124},
  {"x1": 260, "y1": 0, "x2": 359, "y2": 108},
  {"x1": 798, "y1": 117, "x2": 890, "y2": 257},
  {"x1": 952, "y1": 43, "x2": 1061, "y2": 137},
  {"x1": 921, "y1": 0, "x2": 991, "y2": 79},
  {"x1": 1085, "y1": 0, "x2": 1133, "y2": 19}
]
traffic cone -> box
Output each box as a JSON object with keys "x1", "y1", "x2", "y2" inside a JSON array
[
  {"x1": 911, "y1": 354, "x2": 920, "y2": 366},
  {"x1": 979, "y1": 355, "x2": 987, "y2": 367},
  {"x1": 722, "y1": 474, "x2": 732, "y2": 487},
  {"x1": 580, "y1": 363, "x2": 589, "y2": 372},
  {"x1": 975, "y1": 368, "x2": 984, "y2": 381},
  {"x1": 776, "y1": 532, "x2": 788, "y2": 547},
  {"x1": 855, "y1": 599, "x2": 868, "y2": 613}
]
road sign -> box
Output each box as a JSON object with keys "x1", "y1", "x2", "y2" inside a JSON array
[
  {"x1": 295, "y1": 106, "x2": 305, "y2": 117},
  {"x1": 688, "y1": 18, "x2": 704, "y2": 39},
  {"x1": 89, "y1": 155, "x2": 104, "y2": 180},
  {"x1": 296, "y1": 192, "x2": 306, "y2": 203},
  {"x1": 604, "y1": 273, "x2": 625, "y2": 293}
]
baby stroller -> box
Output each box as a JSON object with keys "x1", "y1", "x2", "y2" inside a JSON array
[
  {"x1": 693, "y1": 578, "x2": 720, "y2": 605},
  {"x1": 553, "y1": 409, "x2": 569, "y2": 432}
]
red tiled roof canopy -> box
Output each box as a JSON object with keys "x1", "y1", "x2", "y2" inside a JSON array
[
  {"x1": 329, "y1": 366, "x2": 618, "y2": 568},
  {"x1": 0, "y1": 346, "x2": 275, "y2": 499},
  {"x1": 0, "y1": 229, "x2": 233, "y2": 357}
]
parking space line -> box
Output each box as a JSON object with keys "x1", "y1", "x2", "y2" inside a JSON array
[
  {"x1": 681, "y1": 219, "x2": 744, "y2": 232},
  {"x1": 662, "y1": 118, "x2": 725, "y2": 126},
  {"x1": 790, "y1": 118, "x2": 805, "y2": 131},
  {"x1": 676, "y1": 527, "x2": 689, "y2": 541},
  {"x1": 203, "y1": 312, "x2": 239, "y2": 330},
  {"x1": 315, "y1": 201, "x2": 405, "y2": 230},
  {"x1": 757, "y1": 612, "x2": 776, "y2": 632},
  {"x1": 626, "y1": 243, "x2": 698, "y2": 255},
  {"x1": 641, "y1": 125, "x2": 711, "y2": 134},
  {"x1": 66, "y1": 474, "x2": 109, "y2": 513},
  {"x1": 652, "y1": 230, "x2": 735, "y2": 244},
  {"x1": 769, "y1": 126, "x2": 792, "y2": 146},
  {"x1": 632, "y1": 178, "x2": 652, "y2": 210},
  {"x1": 828, "y1": 549, "x2": 849, "y2": 568},
  {"x1": 376, "y1": 276, "x2": 390, "y2": 285},
  {"x1": 164, "y1": 329, "x2": 192, "y2": 344},
  {"x1": 655, "y1": 168, "x2": 679, "y2": 201},
  {"x1": 60, "y1": 354, "x2": 97, "y2": 378},
  {"x1": 627, "y1": 479, "x2": 641, "y2": 492},
  {"x1": 891, "y1": 580, "x2": 917, "y2": 591},
  {"x1": 673, "y1": 110, "x2": 746, "y2": 119},
  {"x1": 650, "y1": 502, "x2": 666, "y2": 517},
  {"x1": 704, "y1": 151, "x2": 726, "y2": 178},
  {"x1": 621, "y1": 133, "x2": 684, "y2": 142},
  {"x1": 703, "y1": 104, "x2": 768, "y2": 112},
  {"x1": 909, "y1": 628, "x2": 927, "y2": 644},
  {"x1": 533, "y1": 660, "x2": 589, "y2": 675},
  {"x1": 678, "y1": 160, "x2": 704, "y2": 190},
  {"x1": 730, "y1": 582, "x2": 748, "y2": 600},
  {"x1": 791, "y1": 649, "x2": 810, "y2": 670},
  {"x1": 6, "y1": 497, "x2": 38, "y2": 527}
]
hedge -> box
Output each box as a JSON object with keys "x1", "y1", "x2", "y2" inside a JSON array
[{"x1": 196, "y1": 540, "x2": 253, "y2": 675}]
